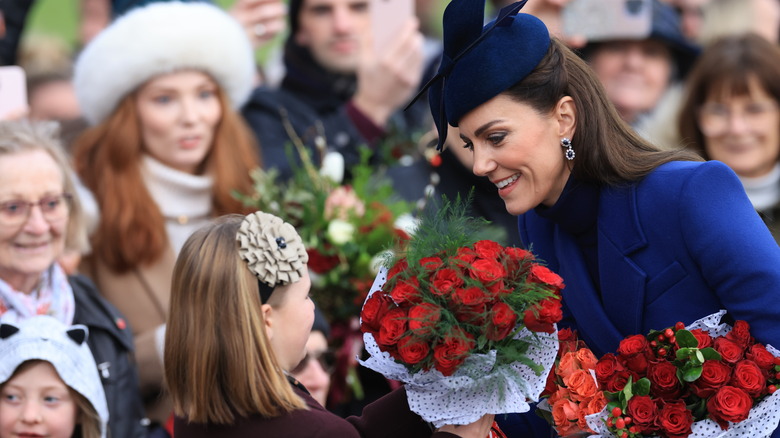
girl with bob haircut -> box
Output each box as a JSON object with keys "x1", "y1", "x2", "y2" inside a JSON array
[
  {"x1": 164, "y1": 212, "x2": 494, "y2": 437},
  {"x1": 423, "y1": 0, "x2": 780, "y2": 435},
  {"x1": 0, "y1": 316, "x2": 110, "y2": 438},
  {"x1": 71, "y1": 1, "x2": 260, "y2": 425}
]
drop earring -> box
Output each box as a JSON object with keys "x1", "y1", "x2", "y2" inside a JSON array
[{"x1": 561, "y1": 137, "x2": 575, "y2": 161}]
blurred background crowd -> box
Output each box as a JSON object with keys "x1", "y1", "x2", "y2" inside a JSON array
[{"x1": 2, "y1": 0, "x2": 780, "y2": 436}]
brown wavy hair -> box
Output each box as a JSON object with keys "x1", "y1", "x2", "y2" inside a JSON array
[
  {"x1": 73, "y1": 88, "x2": 260, "y2": 273},
  {"x1": 504, "y1": 37, "x2": 702, "y2": 186}
]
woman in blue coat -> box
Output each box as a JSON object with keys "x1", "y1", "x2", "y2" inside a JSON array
[{"x1": 420, "y1": 0, "x2": 780, "y2": 434}]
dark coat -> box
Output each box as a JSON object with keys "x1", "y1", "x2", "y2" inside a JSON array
[
  {"x1": 71, "y1": 274, "x2": 149, "y2": 438},
  {"x1": 174, "y1": 385, "x2": 459, "y2": 438}
]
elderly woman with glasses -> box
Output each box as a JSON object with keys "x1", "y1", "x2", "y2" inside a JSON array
[
  {"x1": 678, "y1": 33, "x2": 780, "y2": 242},
  {"x1": 0, "y1": 120, "x2": 148, "y2": 438}
]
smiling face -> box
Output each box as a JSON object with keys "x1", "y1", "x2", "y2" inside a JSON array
[
  {"x1": 0, "y1": 361, "x2": 78, "y2": 438},
  {"x1": 134, "y1": 70, "x2": 222, "y2": 175},
  {"x1": 699, "y1": 76, "x2": 780, "y2": 178},
  {"x1": 458, "y1": 94, "x2": 576, "y2": 215},
  {"x1": 0, "y1": 149, "x2": 67, "y2": 293},
  {"x1": 294, "y1": 0, "x2": 370, "y2": 74}
]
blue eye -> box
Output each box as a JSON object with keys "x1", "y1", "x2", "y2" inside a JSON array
[
  {"x1": 153, "y1": 95, "x2": 172, "y2": 104},
  {"x1": 199, "y1": 90, "x2": 216, "y2": 99},
  {"x1": 0, "y1": 201, "x2": 25, "y2": 216}
]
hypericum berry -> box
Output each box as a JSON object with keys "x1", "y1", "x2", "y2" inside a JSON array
[
  {"x1": 650, "y1": 340, "x2": 658, "y2": 348},
  {"x1": 630, "y1": 426, "x2": 640, "y2": 434},
  {"x1": 657, "y1": 334, "x2": 666, "y2": 342},
  {"x1": 769, "y1": 385, "x2": 777, "y2": 394},
  {"x1": 664, "y1": 328, "x2": 674, "y2": 338},
  {"x1": 675, "y1": 321, "x2": 685, "y2": 331},
  {"x1": 658, "y1": 348, "x2": 667, "y2": 357},
  {"x1": 624, "y1": 417, "x2": 632, "y2": 425},
  {"x1": 616, "y1": 418, "x2": 626, "y2": 429},
  {"x1": 774, "y1": 357, "x2": 780, "y2": 366},
  {"x1": 668, "y1": 336, "x2": 676, "y2": 345},
  {"x1": 607, "y1": 418, "x2": 614, "y2": 428},
  {"x1": 621, "y1": 432, "x2": 628, "y2": 438},
  {"x1": 775, "y1": 372, "x2": 780, "y2": 380},
  {"x1": 612, "y1": 407, "x2": 623, "y2": 417}
]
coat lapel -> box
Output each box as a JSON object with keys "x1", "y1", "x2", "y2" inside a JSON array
[{"x1": 598, "y1": 185, "x2": 649, "y2": 337}]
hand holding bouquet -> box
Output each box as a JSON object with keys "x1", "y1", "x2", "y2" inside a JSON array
[{"x1": 359, "y1": 198, "x2": 563, "y2": 427}]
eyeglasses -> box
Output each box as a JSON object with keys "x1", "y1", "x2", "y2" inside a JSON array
[
  {"x1": 290, "y1": 349, "x2": 336, "y2": 376},
  {"x1": 698, "y1": 101, "x2": 779, "y2": 137},
  {"x1": 0, "y1": 194, "x2": 73, "y2": 227}
]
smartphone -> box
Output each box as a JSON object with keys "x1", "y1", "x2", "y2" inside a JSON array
[
  {"x1": 562, "y1": 0, "x2": 653, "y2": 42},
  {"x1": 0, "y1": 65, "x2": 27, "y2": 119},
  {"x1": 370, "y1": 0, "x2": 415, "y2": 54}
]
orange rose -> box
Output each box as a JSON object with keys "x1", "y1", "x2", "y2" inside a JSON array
[
  {"x1": 576, "y1": 348, "x2": 598, "y2": 370},
  {"x1": 586, "y1": 391, "x2": 608, "y2": 415},
  {"x1": 564, "y1": 369, "x2": 598, "y2": 402},
  {"x1": 557, "y1": 352, "x2": 581, "y2": 379},
  {"x1": 552, "y1": 399, "x2": 579, "y2": 436},
  {"x1": 548, "y1": 387, "x2": 571, "y2": 406}
]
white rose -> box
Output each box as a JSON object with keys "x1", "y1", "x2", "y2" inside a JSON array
[
  {"x1": 394, "y1": 213, "x2": 419, "y2": 237},
  {"x1": 320, "y1": 151, "x2": 345, "y2": 184},
  {"x1": 327, "y1": 219, "x2": 355, "y2": 245}
]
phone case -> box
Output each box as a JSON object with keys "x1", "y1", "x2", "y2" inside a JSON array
[
  {"x1": 562, "y1": 0, "x2": 653, "y2": 42},
  {"x1": 0, "y1": 66, "x2": 27, "y2": 119},
  {"x1": 371, "y1": 0, "x2": 415, "y2": 54}
]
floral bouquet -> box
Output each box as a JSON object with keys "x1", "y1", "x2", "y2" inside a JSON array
[
  {"x1": 584, "y1": 310, "x2": 780, "y2": 438},
  {"x1": 358, "y1": 199, "x2": 563, "y2": 427},
  {"x1": 537, "y1": 328, "x2": 608, "y2": 436}
]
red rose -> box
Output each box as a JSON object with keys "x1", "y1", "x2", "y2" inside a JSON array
[
  {"x1": 485, "y1": 280, "x2": 505, "y2": 298},
  {"x1": 376, "y1": 307, "x2": 408, "y2": 347},
  {"x1": 626, "y1": 395, "x2": 659, "y2": 433},
  {"x1": 469, "y1": 258, "x2": 506, "y2": 283},
  {"x1": 656, "y1": 400, "x2": 693, "y2": 438},
  {"x1": 726, "y1": 320, "x2": 753, "y2": 348},
  {"x1": 390, "y1": 277, "x2": 421, "y2": 305},
  {"x1": 647, "y1": 360, "x2": 683, "y2": 400},
  {"x1": 618, "y1": 334, "x2": 651, "y2": 374},
  {"x1": 431, "y1": 268, "x2": 463, "y2": 296},
  {"x1": 397, "y1": 334, "x2": 431, "y2": 365},
  {"x1": 419, "y1": 256, "x2": 443, "y2": 271},
  {"x1": 714, "y1": 337, "x2": 745, "y2": 364},
  {"x1": 557, "y1": 328, "x2": 580, "y2": 355},
  {"x1": 433, "y1": 328, "x2": 475, "y2": 376},
  {"x1": 595, "y1": 353, "x2": 624, "y2": 386},
  {"x1": 505, "y1": 246, "x2": 533, "y2": 261},
  {"x1": 731, "y1": 360, "x2": 766, "y2": 398},
  {"x1": 360, "y1": 292, "x2": 395, "y2": 334},
  {"x1": 605, "y1": 369, "x2": 634, "y2": 392},
  {"x1": 473, "y1": 240, "x2": 503, "y2": 260},
  {"x1": 486, "y1": 301, "x2": 518, "y2": 341},
  {"x1": 523, "y1": 297, "x2": 562, "y2": 334},
  {"x1": 454, "y1": 303, "x2": 486, "y2": 326},
  {"x1": 306, "y1": 248, "x2": 340, "y2": 273},
  {"x1": 387, "y1": 258, "x2": 408, "y2": 281},
  {"x1": 453, "y1": 286, "x2": 491, "y2": 306},
  {"x1": 528, "y1": 265, "x2": 564, "y2": 290},
  {"x1": 454, "y1": 247, "x2": 478, "y2": 264},
  {"x1": 690, "y1": 328, "x2": 713, "y2": 349},
  {"x1": 707, "y1": 385, "x2": 753, "y2": 430},
  {"x1": 746, "y1": 343, "x2": 776, "y2": 371},
  {"x1": 408, "y1": 302, "x2": 441, "y2": 337},
  {"x1": 690, "y1": 360, "x2": 732, "y2": 398}
]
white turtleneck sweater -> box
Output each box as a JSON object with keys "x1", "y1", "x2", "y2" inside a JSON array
[
  {"x1": 141, "y1": 155, "x2": 214, "y2": 255},
  {"x1": 738, "y1": 163, "x2": 780, "y2": 213}
]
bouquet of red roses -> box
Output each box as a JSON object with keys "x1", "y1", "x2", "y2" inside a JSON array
[
  {"x1": 584, "y1": 311, "x2": 780, "y2": 438},
  {"x1": 537, "y1": 328, "x2": 608, "y2": 436},
  {"x1": 358, "y1": 199, "x2": 563, "y2": 427}
]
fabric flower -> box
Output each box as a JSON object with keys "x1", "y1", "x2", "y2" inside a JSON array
[{"x1": 237, "y1": 211, "x2": 308, "y2": 287}]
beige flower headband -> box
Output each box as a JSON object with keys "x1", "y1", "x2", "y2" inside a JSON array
[{"x1": 237, "y1": 212, "x2": 308, "y2": 301}]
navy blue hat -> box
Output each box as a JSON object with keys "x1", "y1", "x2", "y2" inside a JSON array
[{"x1": 417, "y1": 0, "x2": 550, "y2": 150}]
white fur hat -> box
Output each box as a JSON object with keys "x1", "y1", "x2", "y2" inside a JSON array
[
  {"x1": 0, "y1": 316, "x2": 109, "y2": 438},
  {"x1": 74, "y1": 1, "x2": 255, "y2": 125}
]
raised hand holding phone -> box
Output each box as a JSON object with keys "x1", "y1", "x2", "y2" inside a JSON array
[{"x1": 0, "y1": 66, "x2": 28, "y2": 120}]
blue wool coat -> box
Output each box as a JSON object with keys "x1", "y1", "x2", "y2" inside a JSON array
[
  {"x1": 498, "y1": 160, "x2": 780, "y2": 437},
  {"x1": 519, "y1": 160, "x2": 780, "y2": 357}
]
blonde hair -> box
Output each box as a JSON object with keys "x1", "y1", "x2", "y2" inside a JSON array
[
  {"x1": 0, "y1": 120, "x2": 89, "y2": 254},
  {"x1": 164, "y1": 215, "x2": 307, "y2": 425}
]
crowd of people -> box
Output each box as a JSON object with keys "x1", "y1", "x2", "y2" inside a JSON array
[{"x1": 1, "y1": 0, "x2": 780, "y2": 437}]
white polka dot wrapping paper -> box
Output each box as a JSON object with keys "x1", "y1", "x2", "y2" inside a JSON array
[
  {"x1": 585, "y1": 310, "x2": 780, "y2": 438},
  {"x1": 359, "y1": 267, "x2": 560, "y2": 428}
]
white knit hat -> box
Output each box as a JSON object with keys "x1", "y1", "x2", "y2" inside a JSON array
[
  {"x1": 74, "y1": 1, "x2": 255, "y2": 125},
  {"x1": 0, "y1": 316, "x2": 109, "y2": 438}
]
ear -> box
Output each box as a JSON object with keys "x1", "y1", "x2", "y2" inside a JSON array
[
  {"x1": 0, "y1": 324, "x2": 19, "y2": 339},
  {"x1": 261, "y1": 303, "x2": 275, "y2": 341},
  {"x1": 555, "y1": 96, "x2": 577, "y2": 139},
  {"x1": 66, "y1": 325, "x2": 89, "y2": 345}
]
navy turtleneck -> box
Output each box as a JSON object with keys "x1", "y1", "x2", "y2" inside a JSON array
[{"x1": 534, "y1": 175, "x2": 601, "y2": 289}]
